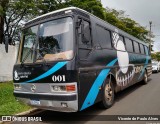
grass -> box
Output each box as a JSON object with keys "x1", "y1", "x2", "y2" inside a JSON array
[{"x1": 0, "y1": 81, "x2": 31, "y2": 115}]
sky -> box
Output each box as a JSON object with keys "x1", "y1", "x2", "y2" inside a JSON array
[{"x1": 101, "y1": 0, "x2": 160, "y2": 52}]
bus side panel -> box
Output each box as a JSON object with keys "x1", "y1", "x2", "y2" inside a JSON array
[
  {"x1": 78, "y1": 48, "x2": 118, "y2": 111},
  {"x1": 77, "y1": 15, "x2": 152, "y2": 111},
  {"x1": 128, "y1": 52, "x2": 151, "y2": 86},
  {"x1": 77, "y1": 17, "x2": 118, "y2": 111}
]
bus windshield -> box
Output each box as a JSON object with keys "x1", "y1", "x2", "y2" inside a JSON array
[{"x1": 21, "y1": 17, "x2": 74, "y2": 63}]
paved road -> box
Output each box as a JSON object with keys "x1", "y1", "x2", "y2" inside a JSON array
[{"x1": 10, "y1": 73, "x2": 160, "y2": 124}]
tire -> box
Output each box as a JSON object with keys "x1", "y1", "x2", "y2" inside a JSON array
[
  {"x1": 99, "y1": 77, "x2": 115, "y2": 109},
  {"x1": 142, "y1": 70, "x2": 148, "y2": 84}
]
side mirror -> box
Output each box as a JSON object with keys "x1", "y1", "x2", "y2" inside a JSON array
[{"x1": 5, "y1": 36, "x2": 9, "y2": 53}]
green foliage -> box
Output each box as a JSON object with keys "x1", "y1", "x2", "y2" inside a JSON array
[
  {"x1": 0, "y1": 82, "x2": 31, "y2": 115},
  {"x1": 151, "y1": 53, "x2": 157, "y2": 60},
  {"x1": 65, "y1": 0, "x2": 105, "y2": 19},
  {"x1": 156, "y1": 52, "x2": 160, "y2": 61},
  {"x1": 151, "y1": 52, "x2": 160, "y2": 62},
  {"x1": 37, "y1": 0, "x2": 66, "y2": 15},
  {"x1": 1, "y1": 0, "x2": 151, "y2": 45},
  {"x1": 2, "y1": 0, "x2": 42, "y2": 45},
  {"x1": 104, "y1": 8, "x2": 150, "y2": 43},
  {"x1": 37, "y1": 0, "x2": 105, "y2": 19},
  {"x1": 0, "y1": 5, "x2": 3, "y2": 15}
]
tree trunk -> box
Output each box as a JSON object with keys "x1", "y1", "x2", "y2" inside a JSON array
[
  {"x1": 0, "y1": 0, "x2": 9, "y2": 44},
  {"x1": 0, "y1": 16, "x2": 4, "y2": 44}
]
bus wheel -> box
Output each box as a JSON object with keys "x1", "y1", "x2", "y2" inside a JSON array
[
  {"x1": 142, "y1": 70, "x2": 148, "y2": 84},
  {"x1": 99, "y1": 77, "x2": 114, "y2": 109}
]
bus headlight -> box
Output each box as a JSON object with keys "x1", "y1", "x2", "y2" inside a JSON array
[
  {"x1": 14, "y1": 84, "x2": 21, "y2": 90},
  {"x1": 51, "y1": 84, "x2": 76, "y2": 92},
  {"x1": 52, "y1": 85, "x2": 66, "y2": 92}
]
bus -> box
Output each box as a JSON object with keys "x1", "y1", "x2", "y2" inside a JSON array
[{"x1": 13, "y1": 7, "x2": 152, "y2": 112}]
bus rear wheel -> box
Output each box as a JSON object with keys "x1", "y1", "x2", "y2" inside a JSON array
[
  {"x1": 142, "y1": 70, "x2": 148, "y2": 84},
  {"x1": 99, "y1": 77, "x2": 114, "y2": 109}
]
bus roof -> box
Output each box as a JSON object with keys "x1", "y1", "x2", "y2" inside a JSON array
[
  {"x1": 26, "y1": 7, "x2": 149, "y2": 46},
  {"x1": 27, "y1": 7, "x2": 79, "y2": 24}
]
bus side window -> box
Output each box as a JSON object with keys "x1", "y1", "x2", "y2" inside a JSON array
[
  {"x1": 133, "y1": 41, "x2": 140, "y2": 53},
  {"x1": 125, "y1": 38, "x2": 134, "y2": 52},
  {"x1": 83, "y1": 21, "x2": 91, "y2": 45},
  {"x1": 78, "y1": 19, "x2": 91, "y2": 48},
  {"x1": 114, "y1": 35, "x2": 126, "y2": 51},
  {"x1": 140, "y1": 44, "x2": 145, "y2": 54},
  {"x1": 78, "y1": 19, "x2": 92, "y2": 59},
  {"x1": 96, "y1": 25, "x2": 112, "y2": 49}
]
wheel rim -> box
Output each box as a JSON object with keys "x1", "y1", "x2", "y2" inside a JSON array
[{"x1": 105, "y1": 83, "x2": 113, "y2": 102}]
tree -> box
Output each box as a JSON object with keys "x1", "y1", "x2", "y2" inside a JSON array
[
  {"x1": 37, "y1": 0, "x2": 105, "y2": 19},
  {"x1": 156, "y1": 52, "x2": 160, "y2": 62},
  {"x1": 37, "y1": 0, "x2": 66, "y2": 15},
  {"x1": 0, "y1": 0, "x2": 42, "y2": 45},
  {"x1": 0, "y1": 0, "x2": 9, "y2": 44},
  {"x1": 104, "y1": 8, "x2": 151, "y2": 43},
  {"x1": 1, "y1": 0, "x2": 151, "y2": 46},
  {"x1": 66, "y1": 0, "x2": 105, "y2": 19},
  {"x1": 151, "y1": 53, "x2": 157, "y2": 60},
  {"x1": 151, "y1": 52, "x2": 160, "y2": 62},
  {"x1": 5, "y1": 0, "x2": 42, "y2": 45}
]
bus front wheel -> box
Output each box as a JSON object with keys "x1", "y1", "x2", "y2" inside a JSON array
[{"x1": 99, "y1": 77, "x2": 114, "y2": 109}]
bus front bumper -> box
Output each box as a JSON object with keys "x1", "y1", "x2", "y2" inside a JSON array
[{"x1": 13, "y1": 92, "x2": 78, "y2": 112}]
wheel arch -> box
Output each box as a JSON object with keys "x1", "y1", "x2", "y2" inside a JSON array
[{"x1": 106, "y1": 73, "x2": 118, "y2": 93}]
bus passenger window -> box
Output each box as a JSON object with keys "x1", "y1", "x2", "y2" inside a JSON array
[
  {"x1": 133, "y1": 41, "x2": 140, "y2": 53},
  {"x1": 114, "y1": 35, "x2": 126, "y2": 51},
  {"x1": 78, "y1": 19, "x2": 92, "y2": 59},
  {"x1": 78, "y1": 20, "x2": 91, "y2": 48},
  {"x1": 96, "y1": 25, "x2": 112, "y2": 48},
  {"x1": 125, "y1": 38, "x2": 134, "y2": 52},
  {"x1": 140, "y1": 44, "x2": 145, "y2": 54}
]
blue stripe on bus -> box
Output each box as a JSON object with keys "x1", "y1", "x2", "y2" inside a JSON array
[
  {"x1": 22, "y1": 61, "x2": 68, "y2": 83},
  {"x1": 138, "y1": 47, "x2": 150, "y2": 80},
  {"x1": 80, "y1": 58, "x2": 118, "y2": 111}
]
